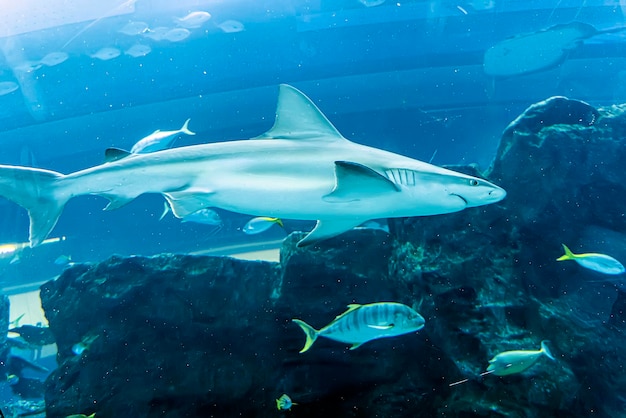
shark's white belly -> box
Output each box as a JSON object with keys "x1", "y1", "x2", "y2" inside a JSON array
[
  {"x1": 160, "y1": 140, "x2": 464, "y2": 220},
  {"x1": 62, "y1": 138, "x2": 469, "y2": 221}
]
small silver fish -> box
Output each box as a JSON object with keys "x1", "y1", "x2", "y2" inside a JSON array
[
  {"x1": 175, "y1": 11, "x2": 211, "y2": 29},
  {"x1": 293, "y1": 302, "x2": 425, "y2": 353},
  {"x1": 125, "y1": 44, "x2": 152, "y2": 58},
  {"x1": 217, "y1": 20, "x2": 245, "y2": 33},
  {"x1": 143, "y1": 26, "x2": 170, "y2": 41},
  {"x1": 118, "y1": 21, "x2": 149, "y2": 36},
  {"x1": 557, "y1": 244, "x2": 625, "y2": 275},
  {"x1": 163, "y1": 28, "x2": 191, "y2": 42},
  {"x1": 54, "y1": 255, "x2": 74, "y2": 267},
  {"x1": 355, "y1": 219, "x2": 389, "y2": 233},
  {"x1": 72, "y1": 335, "x2": 99, "y2": 356},
  {"x1": 242, "y1": 217, "x2": 283, "y2": 235},
  {"x1": 0, "y1": 81, "x2": 19, "y2": 96},
  {"x1": 160, "y1": 202, "x2": 222, "y2": 226},
  {"x1": 13, "y1": 61, "x2": 41, "y2": 73},
  {"x1": 131, "y1": 118, "x2": 195, "y2": 154},
  {"x1": 90, "y1": 47, "x2": 121, "y2": 61},
  {"x1": 486, "y1": 340, "x2": 555, "y2": 376},
  {"x1": 40, "y1": 52, "x2": 69, "y2": 67}
]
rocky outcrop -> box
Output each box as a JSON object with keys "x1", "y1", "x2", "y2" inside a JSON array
[{"x1": 41, "y1": 97, "x2": 626, "y2": 417}]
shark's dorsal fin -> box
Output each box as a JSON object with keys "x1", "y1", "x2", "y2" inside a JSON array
[
  {"x1": 323, "y1": 161, "x2": 400, "y2": 203},
  {"x1": 254, "y1": 84, "x2": 346, "y2": 141},
  {"x1": 104, "y1": 147, "x2": 132, "y2": 163}
]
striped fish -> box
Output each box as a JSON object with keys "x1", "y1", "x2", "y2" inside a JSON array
[{"x1": 292, "y1": 302, "x2": 425, "y2": 353}]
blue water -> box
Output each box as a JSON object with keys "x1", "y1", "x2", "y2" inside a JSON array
[{"x1": 0, "y1": 0, "x2": 624, "y2": 285}]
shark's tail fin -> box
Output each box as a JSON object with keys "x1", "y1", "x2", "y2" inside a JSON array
[
  {"x1": 181, "y1": 118, "x2": 195, "y2": 136},
  {"x1": 0, "y1": 165, "x2": 67, "y2": 247}
]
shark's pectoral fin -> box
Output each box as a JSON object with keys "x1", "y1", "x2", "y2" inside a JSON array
[
  {"x1": 164, "y1": 188, "x2": 215, "y2": 218},
  {"x1": 297, "y1": 219, "x2": 365, "y2": 247},
  {"x1": 104, "y1": 147, "x2": 133, "y2": 163},
  {"x1": 323, "y1": 161, "x2": 400, "y2": 203}
]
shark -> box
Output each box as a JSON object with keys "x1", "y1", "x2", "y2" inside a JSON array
[{"x1": 0, "y1": 84, "x2": 506, "y2": 248}]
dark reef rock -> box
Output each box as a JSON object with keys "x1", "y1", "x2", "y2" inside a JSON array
[{"x1": 41, "y1": 97, "x2": 626, "y2": 417}]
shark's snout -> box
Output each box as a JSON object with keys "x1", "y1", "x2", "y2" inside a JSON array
[{"x1": 489, "y1": 187, "x2": 507, "y2": 202}]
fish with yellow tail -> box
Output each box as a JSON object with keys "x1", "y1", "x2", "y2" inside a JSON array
[
  {"x1": 65, "y1": 413, "x2": 95, "y2": 418},
  {"x1": 243, "y1": 216, "x2": 283, "y2": 235},
  {"x1": 292, "y1": 302, "x2": 425, "y2": 353},
  {"x1": 486, "y1": 340, "x2": 555, "y2": 376},
  {"x1": 276, "y1": 394, "x2": 297, "y2": 411},
  {"x1": 557, "y1": 244, "x2": 625, "y2": 275},
  {"x1": 449, "y1": 340, "x2": 555, "y2": 386}
]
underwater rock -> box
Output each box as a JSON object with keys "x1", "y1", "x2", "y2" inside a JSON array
[
  {"x1": 388, "y1": 95, "x2": 626, "y2": 416},
  {"x1": 41, "y1": 254, "x2": 281, "y2": 417},
  {"x1": 501, "y1": 96, "x2": 599, "y2": 139}
]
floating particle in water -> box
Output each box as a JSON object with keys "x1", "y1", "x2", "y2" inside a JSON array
[
  {"x1": 143, "y1": 26, "x2": 170, "y2": 41},
  {"x1": 118, "y1": 20, "x2": 149, "y2": 36},
  {"x1": 217, "y1": 20, "x2": 245, "y2": 33},
  {"x1": 163, "y1": 28, "x2": 191, "y2": 42},
  {"x1": 175, "y1": 11, "x2": 211, "y2": 28},
  {"x1": 40, "y1": 51, "x2": 69, "y2": 66},
  {"x1": 125, "y1": 44, "x2": 151, "y2": 58},
  {"x1": 90, "y1": 47, "x2": 122, "y2": 61},
  {"x1": 0, "y1": 81, "x2": 18, "y2": 96}
]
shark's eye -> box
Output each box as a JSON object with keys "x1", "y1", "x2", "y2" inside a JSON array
[{"x1": 469, "y1": 179, "x2": 479, "y2": 186}]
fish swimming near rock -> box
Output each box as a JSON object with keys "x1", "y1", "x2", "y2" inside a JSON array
[
  {"x1": 159, "y1": 202, "x2": 222, "y2": 226},
  {"x1": 557, "y1": 244, "x2": 625, "y2": 275},
  {"x1": 8, "y1": 325, "x2": 55, "y2": 346},
  {"x1": 130, "y1": 118, "x2": 195, "y2": 154},
  {"x1": 72, "y1": 335, "x2": 100, "y2": 356},
  {"x1": 54, "y1": 254, "x2": 75, "y2": 267},
  {"x1": 292, "y1": 302, "x2": 425, "y2": 353},
  {"x1": 276, "y1": 393, "x2": 297, "y2": 411},
  {"x1": 450, "y1": 340, "x2": 556, "y2": 386},
  {"x1": 243, "y1": 217, "x2": 283, "y2": 235},
  {"x1": 9, "y1": 313, "x2": 25, "y2": 328},
  {"x1": 0, "y1": 236, "x2": 65, "y2": 260},
  {"x1": 486, "y1": 340, "x2": 555, "y2": 376},
  {"x1": 484, "y1": 22, "x2": 626, "y2": 77},
  {"x1": 0, "y1": 84, "x2": 505, "y2": 248}
]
